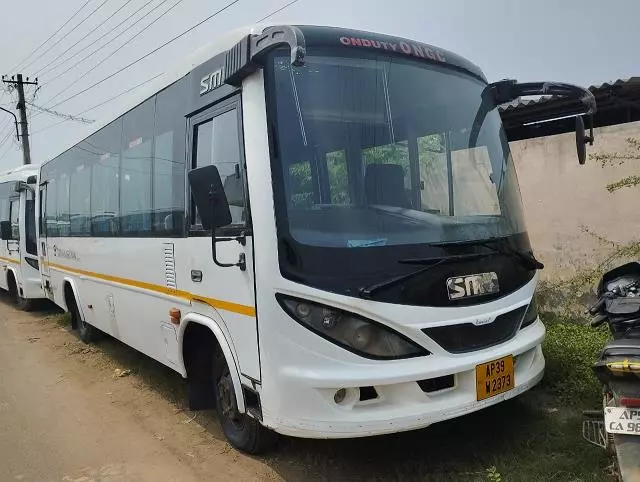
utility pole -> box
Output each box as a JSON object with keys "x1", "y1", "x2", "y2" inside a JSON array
[{"x1": 2, "y1": 74, "x2": 38, "y2": 165}]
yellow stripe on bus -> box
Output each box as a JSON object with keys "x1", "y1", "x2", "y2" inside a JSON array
[
  {"x1": 45, "y1": 261, "x2": 256, "y2": 317},
  {"x1": 0, "y1": 255, "x2": 20, "y2": 265}
]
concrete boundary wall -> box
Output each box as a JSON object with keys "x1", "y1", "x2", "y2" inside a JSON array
[{"x1": 511, "y1": 121, "x2": 640, "y2": 279}]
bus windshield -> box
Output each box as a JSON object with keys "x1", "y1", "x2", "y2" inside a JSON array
[{"x1": 267, "y1": 50, "x2": 526, "y2": 251}]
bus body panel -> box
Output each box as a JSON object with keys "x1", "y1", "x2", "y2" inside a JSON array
[
  {"x1": 178, "y1": 236, "x2": 259, "y2": 380},
  {"x1": 41, "y1": 235, "x2": 259, "y2": 379}
]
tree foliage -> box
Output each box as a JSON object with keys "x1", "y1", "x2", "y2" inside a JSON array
[{"x1": 287, "y1": 134, "x2": 445, "y2": 208}]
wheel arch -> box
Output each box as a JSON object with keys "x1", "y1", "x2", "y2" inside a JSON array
[
  {"x1": 6, "y1": 266, "x2": 18, "y2": 291},
  {"x1": 178, "y1": 312, "x2": 246, "y2": 414},
  {"x1": 62, "y1": 277, "x2": 85, "y2": 320}
]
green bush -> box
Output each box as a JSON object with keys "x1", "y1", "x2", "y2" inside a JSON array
[{"x1": 541, "y1": 313, "x2": 610, "y2": 406}]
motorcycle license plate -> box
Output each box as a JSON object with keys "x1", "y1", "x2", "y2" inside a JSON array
[
  {"x1": 476, "y1": 355, "x2": 514, "y2": 401},
  {"x1": 604, "y1": 407, "x2": 640, "y2": 435}
]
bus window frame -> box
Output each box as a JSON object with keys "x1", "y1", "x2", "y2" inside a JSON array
[{"x1": 187, "y1": 93, "x2": 251, "y2": 239}]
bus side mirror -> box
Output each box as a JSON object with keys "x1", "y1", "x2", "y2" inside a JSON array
[
  {"x1": 188, "y1": 165, "x2": 231, "y2": 231},
  {"x1": 0, "y1": 221, "x2": 11, "y2": 240},
  {"x1": 575, "y1": 116, "x2": 594, "y2": 166}
]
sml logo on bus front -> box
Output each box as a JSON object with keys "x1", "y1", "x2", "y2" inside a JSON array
[{"x1": 52, "y1": 245, "x2": 79, "y2": 262}]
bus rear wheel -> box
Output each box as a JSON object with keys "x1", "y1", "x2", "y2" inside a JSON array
[{"x1": 213, "y1": 350, "x2": 276, "y2": 454}]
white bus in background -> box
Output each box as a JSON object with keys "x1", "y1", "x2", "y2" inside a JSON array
[
  {"x1": 36, "y1": 24, "x2": 596, "y2": 453},
  {"x1": 0, "y1": 164, "x2": 44, "y2": 310}
]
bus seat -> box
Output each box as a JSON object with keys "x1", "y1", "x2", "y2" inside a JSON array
[{"x1": 365, "y1": 164, "x2": 410, "y2": 208}]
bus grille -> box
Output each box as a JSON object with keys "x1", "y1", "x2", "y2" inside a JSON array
[{"x1": 422, "y1": 306, "x2": 527, "y2": 353}]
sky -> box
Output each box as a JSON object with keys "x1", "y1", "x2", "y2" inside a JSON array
[{"x1": 0, "y1": 0, "x2": 638, "y2": 170}]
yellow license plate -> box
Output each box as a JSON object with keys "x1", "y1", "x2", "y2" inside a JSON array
[{"x1": 476, "y1": 355, "x2": 514, "y2": 401}]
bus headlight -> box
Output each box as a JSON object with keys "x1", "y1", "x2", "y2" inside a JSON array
[{"x1": 277, "y1": 294, "x2": 429, "y2": 359}]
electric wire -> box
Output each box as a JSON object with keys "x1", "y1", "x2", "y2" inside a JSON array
[
  {"x1": 37, "y1": 0, "x2": 157, "y2": 79},
  {"x1": 9, "y1": 0, "x2": 92, "y2": 72},
  {"x1": 41, "y1": 0, "x2": 183, "y2": 108},
  {"x1": 47, "y1": 0, "x2": 242, "y2": 110},
  {"x1": 34, "y1": 0, "x2": 137, "y2": 77},
  {"x1": 21, "y1": 0, "x2": 111, "y2": 72}
]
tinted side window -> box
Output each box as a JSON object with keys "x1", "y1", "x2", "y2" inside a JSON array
[
  {"x1": 9, "y1": 199, "x2": 19, "y2": 240},
  {"x1": 25, "y1": 196, "x2": 37, "y2": 255},
  {"x1": 69, "y1": 145, "x2": 91, "y2": 236},
  {"x1": 90, "y1": 119, "x2": 122, "y2": 236},
  {"x1": 192, "y1": 108, "x2": 244, "y2": 226},
  {"x1": 0, "y1": 182, "x2": 11, "y2": 222},
  {"x1": 121, "y1": 98, "x2": 154, "y2": 235},
  {"x1": 45, "y1": 176, "x2": 58, "y2": 237},
  {"x1": 57, "y1": 157, "x2": 71, "y2": 237},
  {"x1": 153, "y1": 78, "x2": 187, "y2": 235}
]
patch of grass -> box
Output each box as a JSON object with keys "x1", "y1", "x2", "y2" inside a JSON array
[
  {"x1": 541, "y1": 312, "x2": 610, "y2": 407},
  {"x1": 271, "y1": 391, "x2": 611, "y2": 481},
  {"x1": 53, "y1": 312, "x2": 71, "y2": 327}
]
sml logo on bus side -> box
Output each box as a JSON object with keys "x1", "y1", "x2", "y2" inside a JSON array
[
  {"x1": 200, "y1": 68, "x2": 224, "y2": 96},
  {"x1": 52, "y1": 245, "x2": 80, "y2": 262}
]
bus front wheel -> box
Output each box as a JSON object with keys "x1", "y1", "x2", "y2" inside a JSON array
[
  {"x1": 213, "y1": 349, "x2": 276, "y2": 454},
  {"x1": 67, "y1": 289, "x2": 98, "y2": 344}
]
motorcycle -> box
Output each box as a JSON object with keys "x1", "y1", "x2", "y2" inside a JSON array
[{"x1": 582, "y1": 262, "x2": 640, "y2": 481}]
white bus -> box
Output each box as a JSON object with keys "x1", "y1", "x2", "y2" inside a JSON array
[
  {"x1": 36, "y1": 25, "x2": 595, "y2": 453},
  {"x1": 0, "y1": 164, "x2": 44, "y2": 310}
]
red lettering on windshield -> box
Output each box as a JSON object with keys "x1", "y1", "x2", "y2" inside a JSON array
[
  {"x1": 338, "y1": 36, "x2": 446, "y2": 63},
  {"x1": 412, "y1": 44, "x2": 425, "y2": 58}
]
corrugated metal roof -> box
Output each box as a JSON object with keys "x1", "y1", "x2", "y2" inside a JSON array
[{"x1": 498, "y1": 77, "x2": 640, "y2": 113}]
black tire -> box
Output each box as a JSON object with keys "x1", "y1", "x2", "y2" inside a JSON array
[
  {"x1": 15, "y1": 292, "x2": 34, "y2": 311},
  {"x1": 213, "y1": 349, "x2": 277, "y2": 454},
  {"x1": 68, "y1": 293, "x2": 98, "y2": 344},
  {"x1": 7, "y1": 275, "x2": 32, "y2": 311}
]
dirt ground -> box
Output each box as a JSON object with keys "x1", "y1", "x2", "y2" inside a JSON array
[
  {"x1": 0, "y1": 298, "x2": 611, "y2": 482},
  {"x1": 0, "y1": 298, "x2": 280, "y2": 482}
]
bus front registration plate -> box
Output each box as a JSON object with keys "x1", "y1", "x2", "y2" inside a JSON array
[{"x1": 476, "y1": 355, "x2": 514, "y2": 401}]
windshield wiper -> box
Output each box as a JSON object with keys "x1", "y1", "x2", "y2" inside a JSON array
[
  {"x1": 358, "y1": 253, "x2": 488, "y2": 299},
  {"x1": 430, "y1": 237, "x2": 544, "y2": 270}
]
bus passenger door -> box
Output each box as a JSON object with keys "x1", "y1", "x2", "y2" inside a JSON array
[
  {"x1": 38, "y1": 184, "x2": 52, "y2": 299},
  {"x1": 0, "y1": 197, "x2": 20, "y2": 290},
  {"x1": 187, "y1": 95, "x2": 260, "y2": 381},
  {"x1": 19, "y1": 188, "x2": 40, "y2": 299}
]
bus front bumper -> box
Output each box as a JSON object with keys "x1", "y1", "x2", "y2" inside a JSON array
[{"x1": 262, "y1": 321, "x2": 545, "y2": 439}]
